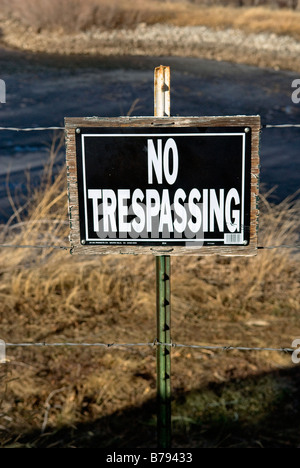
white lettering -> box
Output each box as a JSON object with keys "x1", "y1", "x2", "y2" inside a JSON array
[
  {"x1": 87, "y1": 187, "x2": 242, "y2": 240},
  {"x1": 173, "y1": 188, "x2": 187, "y2": 233},
  {"x1": 148, "y1": 139, "x2": 162, "y2": 184},
  {"x1": 188, "y1": 188, "x2": 202, "y2": 233},
  {"x1": 225, "y1": 188, "x2": 240, "y2": 232},
  {"x1": 146, "y1": 189, "x2": 160, "y2": 232},
  {"x1": 118, "y1": 189, "x2": 131, "y2": 233},
  {"x1": 210, "y1": 189, "x2": 224, "y2": 232},
  {"x1": 102, "y1": 189, "x2": 117, "y2": 232},
  {"x1": 159, "y1": 189, "x2": 173, "y2": 233},
  {"x1": 148, "y1": 138, "x2": 179, "y2": 185},
  {"x1": 163, "y1": 138, "x2": 179, "y2": 185},
  {"x1": 131, "y1": 189, "x2": 145, "y2": 233},
  {"x1": 202, "y1": 188, "x2": 208, "y2": 232},
  {"x1": 88, "y1": 189, "x2": 102, "y2": 232}
]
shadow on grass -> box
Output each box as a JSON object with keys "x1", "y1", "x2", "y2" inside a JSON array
[{"x1": 5, "y1": 365, "x2": 300, "y2": 448}]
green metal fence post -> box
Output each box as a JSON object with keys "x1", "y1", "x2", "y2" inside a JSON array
[
  {"x1": 154, "y1": 65, "x2": 172, "y2": 448},
  {"x1": 156, "y1": 255, "x2": 171, "y2": 448}
]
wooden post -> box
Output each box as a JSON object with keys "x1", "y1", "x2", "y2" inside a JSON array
[{"x1": 154, "y1": 65, "x2": 172, "y2": 449}]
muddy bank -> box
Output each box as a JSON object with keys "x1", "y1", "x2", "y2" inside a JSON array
[{"x1": 2, "y1": 18, "x2": 300, "y2": 72}]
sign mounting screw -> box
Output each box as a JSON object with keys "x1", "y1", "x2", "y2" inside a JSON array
[
  {"x1": 244, "y1": 127, "x2": 250, "y2": 133},
  {"x1": 81, "y1": 240, "x2": 86, "y2": 245},
  {"x1": 76, "y1": 128, "x2": 81, "y2": 134}
]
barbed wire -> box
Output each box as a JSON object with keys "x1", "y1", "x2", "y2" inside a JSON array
[
  {"x1": 0, "y1": 340, "x2": 295, "y2": 354},
  {"x1": 0, "y1": 127, "x2": 64, "y2": 132},
  {"x1": 0, "y1": 243, "x2": 298, "y2": 251},
  {"x1": 262, "y1": 124, "x2": 300, "y2": 128},
  {"x1": 0, "y1": 124, "x2": 299, "y2": 132},
  {"x1": 0, "y1": 243, "x2": 69, "y2": 250},
  {"x1": 258, "y1": 244, "x2": 300, "y2": 250}
]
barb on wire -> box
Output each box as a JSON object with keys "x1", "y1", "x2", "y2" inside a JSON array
[
  {"x1": 0, "y1": 244, "x2": 69, "y2": 250},
  {"x1": 0, "y1": 127, "x2": 64, "y2": 132},
  {"x1": 262, "y1": 124, "x2": 300, "y2": 129},
  {"x1": 0, "y1": 340, "x2": 294, "y2": 354},
  {"x1": 5, "y1": 342, "x2": 153, "y2": 349},
  {"x1": 258, "y1": 244, "x2": 300, "y2": 250},
  {"x1": 0, "y1": 124, "x2": 299, "y2": 132},
  {"x1": 167, "y1": 342, "x2": 294, "y2": 353},
  {"x1": 0, "y1": 243, "x2": 299, "y2": 251}
]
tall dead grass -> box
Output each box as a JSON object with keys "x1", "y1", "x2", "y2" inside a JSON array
[
  {"x1": 170, "y1": 5, "x2": 300, "y2": 38},
  {"x1": 0, "y1": 0, "x2": 175, "y2": 32},
  {"x1": 1, "y1": 0, "x2": 300, "y2": 38},
  {"x1": 0, "y1": 142, "x2": 299, "y2": 443},
  {"x1": 0, "y1": 140, "x2": 299, "y2": 344}
]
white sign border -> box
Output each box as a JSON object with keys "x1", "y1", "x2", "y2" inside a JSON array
[{"x1": 80, "y1": 132, "x2": 246, "y2": 245}]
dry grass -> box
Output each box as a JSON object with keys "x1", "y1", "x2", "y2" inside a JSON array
[
  {"x1": 0, "y1": 141, "x2": 299, "y2": 446},
  {"x1": 170, "y1": 4, "x2": 300, "y2": 39},
  {"x1": 0, "y1": 0, "x2": 176, "y2": 32},
  {"x1": 0, "y1": 141, "x2": 299, "y2": 340},
  {"x1": 1, "y1": 0, "x2": 300, "y2": 39}
]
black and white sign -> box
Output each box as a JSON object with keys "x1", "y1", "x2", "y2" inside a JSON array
[{"x1": 75, "y1": 127, "x2": 251, "y2": 247}]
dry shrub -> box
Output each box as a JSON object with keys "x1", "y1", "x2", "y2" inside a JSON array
[
  {"x1": 169, "y1": 4, "x2": 300, "y2": 39},
  {"x1": 1, "y1": 0, "x2": 300, "y2": 36},
  {"x1": 0, "y1": 0, "x2": 175, "y2": 32},
  {"x1": 233, "y1": 6, "x2": 300, "y2": 36}
]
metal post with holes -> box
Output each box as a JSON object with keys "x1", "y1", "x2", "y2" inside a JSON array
[{"x1": 154, "y1": 65, "x2": 172, "y2": 449}]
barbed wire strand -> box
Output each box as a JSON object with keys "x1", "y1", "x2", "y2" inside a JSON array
[
  {"x1": 258, "y1": 245, "x2": 300, "y2": 250},
  {"x1": 0, "y1": 243, "x2": 69, "y2": 250},
  {"x1": 0, "y1": 243, "x2": 298, "y2": 251},
  {"x1": 0, "y1": 125, "x2": 297, "y2": 360},
  {"x1": 0, "y1": 341, "x2": 294, "y2": 354},
  {"x1": 263, "y1": 124, "x2": 300, "y2": 128},
  {"x1": 0, "y1": 124, "x2": 299, "y2": 132},
  {"x1": 0, "y1": 127, "x2": 64, "y2": 132}
]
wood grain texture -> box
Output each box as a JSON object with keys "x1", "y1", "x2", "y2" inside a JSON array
[{"x1": 65, "y1": 116, "x2": 260, "y2": 256}]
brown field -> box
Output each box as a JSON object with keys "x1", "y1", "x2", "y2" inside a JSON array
[
  {"x1": 1, "y1": 0, "x2": 300, "y2": 71},
  {"x1": 1, "y1": 0, "x2": 300, "y2": 38},
  {"x1": 0, "y1": 0, "x2": 300, "y2": 449},
  {"x1": 0, "y1": 138, "x2": 299, "y2": 447}
]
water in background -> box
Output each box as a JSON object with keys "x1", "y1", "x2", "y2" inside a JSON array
[{"x1": 0, "y1": 53, "x2": 299, "y2": 222}]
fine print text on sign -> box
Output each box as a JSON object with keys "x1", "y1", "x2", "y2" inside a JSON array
[{"x1": 65, "y1": 116, "x2": 260, "y2": 256}]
